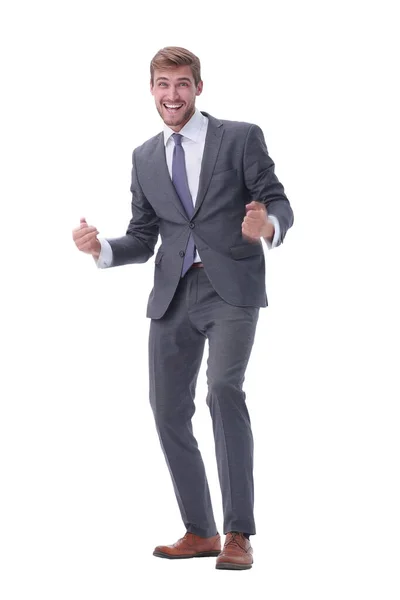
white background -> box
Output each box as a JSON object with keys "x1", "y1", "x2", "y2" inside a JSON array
[{"x1": 1, "y1": 0, "x2": 399, "y2": 598}]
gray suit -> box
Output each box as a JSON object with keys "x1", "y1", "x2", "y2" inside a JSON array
[{"x1": 106, "y1": 111, "x2": 293, "y2": 536}]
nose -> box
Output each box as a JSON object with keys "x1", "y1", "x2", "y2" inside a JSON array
[{"x1": 167, "y1": 87, "x2": 180, "y2": 102}]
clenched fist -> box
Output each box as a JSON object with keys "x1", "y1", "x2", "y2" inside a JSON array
[
  {"x1": 72, "y1": 217, "x2": 101, "y2": 259},
  {"x1": 242, "y1": 201, "x2": 274, "y2": 242}
]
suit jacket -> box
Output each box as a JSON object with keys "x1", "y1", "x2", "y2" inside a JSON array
[{"x1": 107, "y1": 111, "x2": 294, "y2": 319}]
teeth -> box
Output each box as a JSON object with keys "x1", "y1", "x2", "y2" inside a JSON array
[{"x1": 165, "y1": 104, "x2": 182, "y2": 109}]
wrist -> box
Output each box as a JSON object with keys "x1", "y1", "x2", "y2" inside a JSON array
[
  {"x1": 261, "y1": 219, "x2": 275, "y2": 241},
  {"x1": 92, "y1": 240, "x2": 101, "y2": 259}
]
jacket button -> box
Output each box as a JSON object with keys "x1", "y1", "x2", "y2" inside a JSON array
[
  {"x1": 189, "y1": 222, "x2": 195, "y2": 229},
  {"x1": 179, "y1": 250, "x2": 185, "y2": 257}
]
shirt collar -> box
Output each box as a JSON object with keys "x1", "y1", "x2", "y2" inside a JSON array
[{"x1": 163, "y1": 109, "x2": 206, "y2": 146}]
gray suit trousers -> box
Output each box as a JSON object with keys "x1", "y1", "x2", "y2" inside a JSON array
[{"x1": 148, "y1": 266, "x2": 259, "y2": 536}]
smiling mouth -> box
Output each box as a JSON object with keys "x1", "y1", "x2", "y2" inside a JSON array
[{"x1": 163, "y1": 103, "x2": 184, "y2": 113}]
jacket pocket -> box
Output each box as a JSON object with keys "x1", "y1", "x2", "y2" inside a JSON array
[
  {"x1": 212, "y1": 167, "x2": 238, "y2": 178},
  {"x1": 230, "y1": 242, "x2": 263, "y2": 260}
]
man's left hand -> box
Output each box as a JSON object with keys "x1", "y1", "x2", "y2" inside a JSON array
[{"x1": 241, "y1": 201, "x2": 274, "y2": 242}]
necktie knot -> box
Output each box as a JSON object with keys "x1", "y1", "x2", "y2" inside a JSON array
[{"x1": 172, "y1": 133, "x2": 183, "y2": 146}]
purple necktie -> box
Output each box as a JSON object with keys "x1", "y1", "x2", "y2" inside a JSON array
[{"x1": 171, "y1": 133, "x2": 196, "y2": 277}]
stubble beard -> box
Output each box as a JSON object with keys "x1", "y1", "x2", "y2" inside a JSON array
[{"x1": 157, "y1": 102, "x2": 195, "y2": 130}]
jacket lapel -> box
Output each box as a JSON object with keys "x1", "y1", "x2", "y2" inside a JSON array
[
  {"x1": 194, "y1": 112, "x2": 224, "y2": 215},
  {"x1": 150, "y1": 133, "x2": 188, "y2": 220},
  {"x1": 149, "y1": 111, "x2": 224, "y2": 220}
]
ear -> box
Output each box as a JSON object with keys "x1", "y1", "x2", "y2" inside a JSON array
[
  {"x1": 196, "y1": 80, "x2": 203, "y2": 96},
  {"x1": 150, "y1": 79, "x2": 154, "y2": 96}
]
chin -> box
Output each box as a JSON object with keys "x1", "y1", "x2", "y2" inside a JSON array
[{"x1": 164, "y1": 117, "x2": 181, "y2": 128}]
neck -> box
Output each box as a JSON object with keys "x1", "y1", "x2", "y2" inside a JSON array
[{"x1": 169, "y1": 108, "x2": 196, "y2": 132}]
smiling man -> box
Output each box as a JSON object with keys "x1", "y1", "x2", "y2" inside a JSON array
[
  {"x1": 72, "y1": 46, "x2": 294, "y2": 570},
  {"x1": 152, "y1": 67, "x2": 202, "y2": 130}
]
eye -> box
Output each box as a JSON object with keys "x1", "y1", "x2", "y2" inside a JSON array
[
  {"x1": 180, "y1": 82, "x2": 188, "y2": 86},
  {"x1": 158, "y1": 82, "x2": 167, "y2": 87}
]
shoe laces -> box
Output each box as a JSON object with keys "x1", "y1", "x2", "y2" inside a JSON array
[
  {"x1": 174, "y1": 532, "x2": 192, "y2": 546},
  {"x1": 226, "y1": 532, "x2": 246, "y2": 550}
]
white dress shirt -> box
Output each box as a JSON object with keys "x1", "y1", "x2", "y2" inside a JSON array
[{"x1": 96, "y1": 109, "x2": 280, "y2": 268}]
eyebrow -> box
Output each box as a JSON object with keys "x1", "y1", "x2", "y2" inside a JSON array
[{"x1": 155, "y1": 77, "x2": 192, "y2": 82}]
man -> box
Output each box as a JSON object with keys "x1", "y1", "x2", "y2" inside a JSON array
[{"x1": 72, "y1": 46, "x2": 294, "y2": 570}]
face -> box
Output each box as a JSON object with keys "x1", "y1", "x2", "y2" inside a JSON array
[{"x1": 150, "y1": 65, "x2": 203, "y2": 131}]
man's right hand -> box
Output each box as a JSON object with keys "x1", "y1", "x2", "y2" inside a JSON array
[{"x1": 72, "y1": 217, "x2": 101, "y2": 259}]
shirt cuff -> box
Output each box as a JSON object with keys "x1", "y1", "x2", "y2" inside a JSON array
[
  {"x1": 263, "y1": 215, "x2": 280, "y2": 249},
  {"x1": 94, "y1": 237, "x2": 113, "y2": 268}
]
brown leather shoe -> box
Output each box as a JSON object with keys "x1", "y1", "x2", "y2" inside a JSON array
[
  {"x1": 216, "y1": 532, "x2": 253, "y2": 570},
  {"x1": 153, "y1": 532, "x2": 221, "y2": 559}
]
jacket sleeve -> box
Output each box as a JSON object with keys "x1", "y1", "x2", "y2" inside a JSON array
[
  {"x1": 106, "y1": 150, "x2": 160, "y2": 267},
  {"x1": 243, "y1": 124, "x2": 294, "y2": 246}
]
